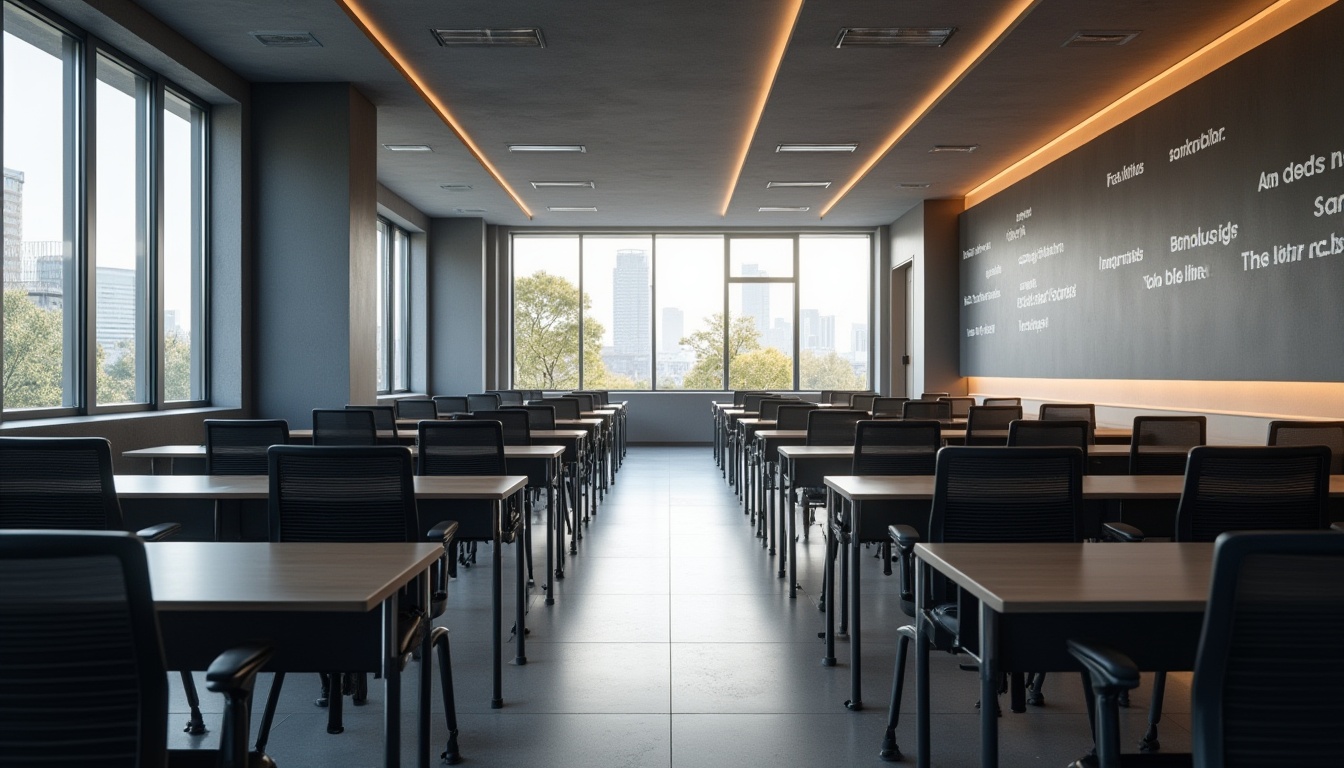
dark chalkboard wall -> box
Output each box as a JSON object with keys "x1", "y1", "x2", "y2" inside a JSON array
[{"x1": 959, "y1": 5, "x2": 1344, "y2": 382}]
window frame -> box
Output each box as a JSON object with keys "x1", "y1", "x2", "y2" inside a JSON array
[{"x1": 375, "y1": 215, "x2": 411, "y2": 395}]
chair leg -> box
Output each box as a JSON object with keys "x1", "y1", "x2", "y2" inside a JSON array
[
  {"x1": 432, "y1": 627, "x2": 461, "y2": 764},
  {"x1": 326, "y1": 672, "x2": 344, "y2": 734},
  {"x1": 255, "y1": 671, "x2": 286, "y2": 754},
  {"x1": 879, "y1": 628, "x2": 913, "y2": 761},
  {"x1": 1139, "y1": 671, "x2": 1166, "y2": 752},
  {"x1": 180, "y1": 670, "x2": 208, "y2": 734},
  {"x1": 839, "y1": 539, "x2": 850, "y2": 635},
  {"x1": 1028, "y1": 672, "x2": 1046, "y2": 706},
  {"x1": 350, "y1": 672, "x2": 368, "y2": 704},
  {"x1": 1009, "y1": 672, "x2": 1027, "y2": 712},
  {"x1": 881, "y1": 542, "x2": 892, "y2": 576},
  {"x1": 524, "y1": 497, "x2": 535, "y2": 585}
]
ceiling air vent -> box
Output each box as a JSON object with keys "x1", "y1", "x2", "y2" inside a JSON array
[
  {"x1": 766, "y1": 181, "x2": 831, "y2": 189},
  {"x1": 250, "y1": 31, "x2": 322, "y2": 47},
  {"x1": 440, "y1": 184, "x2": 474, "y2": 191},
  {"x1": 531, "y1": 181, "x2": 595, "y2": 189},
  {"x1": 1064, "y1": 30, "x2": 1140, "y2": 47},
  {"x1": 835, "y1": 27, "x2": 956, "y2": 48},
  {"x1": 432, "y1": 28, "x2": 545, "y2": 47},
  {"x1": 759, "y1": 206, "x2": 810, "y2": 212},
  {"x1": 929, "y1": 144, "x2": 979, "y2": 153},
  {"x1": 897, "y1": 182, "x2": 931, "y2": 189},
  {"x1": 455, "y1": 208, "x2": 487, "y2": 214}
]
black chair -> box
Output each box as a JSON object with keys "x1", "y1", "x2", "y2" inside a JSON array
[
  {"x1": 520, "y1": 389, "x2": 543, "y2": 404},
  {"x1": 880, "y1": 446, "x2": 1086, "y2": 762},
  {"x1": 902, "y1": 400, "x2": 952, "y2": 421},
  {"x1": 1008, "y1": 419, "x2": 1090, "y2": 464},
  {"x1": 0, "y1": 530, "x2": 274, "y2": 768},
  {"x1": 346, "y1": 404, "x2": 398, "y2": 443},
  {"x1": 918, "y1": 392, "x2": 949, "y2": 401},
  {"x1": 205, "y1": 419, "x2": 291, "y2": 541},
  {"x1": 1268, "y1": 419, "x2": 1344, "y2": 473},
  {"x1": 470, "y1": 409, "x2": 532, "y2": 446},
  {"x1": 511, "y1": 404, "x2": 557, "y2": 430},
  {"x1": 434, "y1": 396, "x2": 470, "y2": 417},
  {"x1": 742, "y1": 393, "x2": 772, "y2": 413},
  {"x1": 574, "y1": 390, "x2": 608, "y2": 407},
  {"x1": 850, "y1": 393, "x2": 878, "y2": 413},
  {"x1": 964, "y1": 405, "x2": 1023, "y2": 445},
  {"x1": 1101, "y1": 444, "x2": 1332, "y2": 753},
  {"x1": 542, "y1": 397, "x2": 582, "y2": 421},
  {"x1": 569, "y1": 392, "x2": 597, "y2": 412},
  {"x1": 467, "y1": 393, "x2": 501, "y2": 412},
  {"x1": 396, "y1": 398, "x2": 439, "y2": 422},
  {"x1": 417, "y1": 420, "x2": 520, "y2": 575},
  {"x1": 1070, "y1": 530, "x2": 1344, "y2": 768},
  {"x1": 0, "y1": 436, "x2": 208, "y2": 735},
  {"x1": 983, "y1": 396, "x2": 1021, "y2": 407},
  {"x1": 260, "y1": 445, "x2": 461, "y2": 762},
  {"x1": 871, "y1": 397, "x2": 909, "y2": 419},
  {"x1": 759, "y1": 397, "x2": 797, "y2": 422},
  {"x1": 489, "y1": 390, "x2": 524, "y2": 406},
  {"x1": 794, "y1": 409, "x2": 867, "y2": 539},
  {"x1": 311, "y1": 408, "x2": 376, "y2": 446},
  {"x1": 937, "y1": 396, "x2": 975, "y2": 419},
  {"x1": 1039, "y1": 403, "x2": 1097, "y2": 445},
  {"x1": 1123, "y1": 416, "x2": 1207, "y2": 538},
  {"x1": 776, "y1": 403, "x2": 820, "y2": 430}
]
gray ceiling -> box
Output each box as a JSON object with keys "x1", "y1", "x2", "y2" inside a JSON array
[{"x1": 64, "y1": 0, "x2": 1282, "y2": 227}]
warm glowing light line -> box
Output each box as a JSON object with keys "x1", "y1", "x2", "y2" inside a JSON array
[
  {"x1": 720, "y1": 0, "x2": 806, "y2": 217},
  {"x1": 965, "y1": 0, "x2": 1336, "y2": 207},
  {"x1": 336, "y1": 0, "x2": 534, "y2": 218},
  {"x1": 818, "y1": 0, "x2": 1042, "y2": 219}
]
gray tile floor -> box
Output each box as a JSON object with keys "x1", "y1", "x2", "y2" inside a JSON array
[{"x1": 169, "y1": 446, "x2": 1191, "y2": 767}]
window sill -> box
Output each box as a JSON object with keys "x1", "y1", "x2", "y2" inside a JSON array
[{"x1": 1, "y1": 405, "x2": 243, "y2": 432}]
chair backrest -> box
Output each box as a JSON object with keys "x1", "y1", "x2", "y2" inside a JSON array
[
  {"x1": 903, "y1": 399, "x2": 952, "y2": 422},
  {"x1": 828, "y1": 392, "x2": 854, "y2": 406},
  {"x1": 0, "y1": 530, "x2": 169, "y2": 764},
  {"x1": 982, "y1": 397, "x2": 1021, "y2": 407},
  {"x1": 470, "y1": 409, "x2": 533, "y2": 446},
  {"x1": 849, "y1": 393, "x2": 878, "y2": 413},
  {"x1": 1038, "y1": 403, "x2": 1097, "y2": 444},
  {"x1": 1191, "y1": 531, "x2": 1344, "y2": 766},
  {"x1": 312, "y1": 408, "x2": 377, "y2": 446},
  {"x1": 938, "y1": 396, "x2": 975, "y2": 419},
  {"x1": 204, "y1": 419, "x2": 290, "y2": 475},
  {"x1": 805, "y1": 409, "x2": 867, "y2": 446},
  {"x1": 919, "y1": 392, "x2": 949, "y2": 401},
  {"x1": 511, "y1": 404, "x2": 557, "y2": 430},
  {"x1": 433, "y1": 396, "x2": 470, "y2": 417},
  {"x1": 542, "y1": 397, "x2": 582, "y2": 420},
  {"x1": 871, "y1": 397, "x2": 909, "y2": 419},
  {"x1": 267, "y1": 445, "x2": 417, "y2": 543},
  {"x1": 0, "y1": 436, "x2": 123, "y2": 530},
  {"x1": 396, "y1": 398, "x2": 438, "y2": 421},
  {"x1": 575, "y1": 390, "x2": 608, "y2": 407},
  {"x1": 1130, "y1": 415, "x2": 1206, "y2": 475},
  {"x1": 776, "y1": 403, "x2": 820, "y2": 430},
  {"x1": 467, "y1": 393, "x2": 501, "y2": 412},
  {"x1": 569, "y1": 392, "x2": 596, "y2": 412},
  {"x1": 347, "y1": 404, "x2": 397, "y2": 433},
  {"x1": 1268, "y1": 420, "x2": 1344, "y2": 474},
  {"x1": 1175, "y1": 446, "x2": 1331, "y2": 542},
  {"x1": 521, "y1": 389, "x2": 543, "y2": 404},
  {"x1": 417, "y1": 420, "x2": 507, "y2": 476},
  {"x1": 1007, "y1": 419, "x2": 1090, "y2": 462},
  {"x1": 489, "y1": 390, "x2": 524, "y2": 406},
  {"x1": 742, "y1": 393, "x2": 772, "y2": 413},
  {"x1": 852, "y1": 420, "x2": 940, "y2": 475},
  {"x1": 965, "y1": 405, "x2": 1024, "y2": 445},
  {"x1": 759, "y1": 397, "x2": 797, "y2": 421},
  {"x1": 929, "y1": 446, "x2": 1085, "y2": 544}
]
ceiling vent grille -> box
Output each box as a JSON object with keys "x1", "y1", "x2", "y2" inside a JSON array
[
  {"x1": 759, "y1": 206, "x2": 810, "y2": 212},
  {"x1": 835, "y1": 27, "x2": 956, "y2": 48},
  {"x1": 251, "y1": 31, "x2": 322, "y2": 47},
  {"x1": 432, "y1": 28, "x2": 545, "y2": 47},
  {"x1": 766, "y1": 181, "x2": 831, "y2": 189},
  {"x1": 929, "y1": 144, "x2": 979, "y2": 153},
  {"x1": 1064, "y1": 30, "x2": 1140, "y2": 47},
  {"x1": 440, "y1": 184, "x2": 474, "y2": 191},
  {"x1": 531, "y1": 181, "x2": 595, "y2": 189},
  {"x1": 897, "y1": 182, "x2": 931, "y2": 189}
]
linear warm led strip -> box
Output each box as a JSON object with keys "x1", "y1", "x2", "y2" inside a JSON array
[
  {"x1": 965, "y1": 0, "x2": 1337, "y2": 207},
  {"x1": 817, "y1": 0, "x2": 1043, "y2": 219},
  {"x1": 720, "y1": 0, "x2": 806, "y2": 217},
  {"x1": 336, "y1": 0, "x2": 534, "y2": 218}
]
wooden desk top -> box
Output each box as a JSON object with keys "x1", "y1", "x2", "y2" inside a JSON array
[
  {"x1": 530, "y1": 429, "x2": 588, "y2": 441},
  {"x1": 124, "y1": 444, "x2": 564, "y2": 461},
  {"x1": 115, "y1": 474, "x2": 528, "y2": 500},
  {"x1": 148, "y1": 542, "x2": 443, "y2": 612},
  {"x1": 776, "y1": 445, "x2": 857, "y2": 459},
  {"x1": 914, "y1": 542, "x2": 1213, "y2": 614},
  {"x1": 558, "y1": 418, "x2": 604, "y2": 427},
  {"x1": 289, "y1": 429, "x2": 407, "y2": 441},
  {"x1": 826, "y1": 473, "x2": 1344, "y2": 501}
]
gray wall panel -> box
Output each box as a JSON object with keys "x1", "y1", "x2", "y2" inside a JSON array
[{"x1": 428, "y1": 217, "x2": 487, "y2": 395}]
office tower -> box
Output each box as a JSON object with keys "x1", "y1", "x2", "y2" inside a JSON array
[
  {"x1": 740, "y1": 262, "x2": 769, "y2": 338},
  {"x1": 800, "y1": 309, "x2": 835, "y2": 351},
  {"x1": 661, "y1": 306, "x2": 684, "y2": 353},
  {"x1": 612, "y1": 248, "x2": 649, "y2": 355},
  {"x1": 3, "y1": 167, "x2": 22, "y2": 286},
  {"x1": 95, "y1": 265, "x2": 137, "y2": 358}
]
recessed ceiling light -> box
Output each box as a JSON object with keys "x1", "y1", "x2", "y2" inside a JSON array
[
  {"x1": 439, "y1": 184, "x2": 474, "y2": 191},
  {"x1": 897, "y1": 182, "x2": 931, "y2": 188},
  {"x1": 531, "y1": 181, "x2": 595, "y2": 189},
  {"x1": 509, "y1": 144, "x2": 587, "y2": 153},
  {"x1": 766, "y1": 181, "x2": 832, "y2": 189},
  {"x1": 432, "y1": 28, "x2": 545, "y2": 47},
  {"x1": 1064, "y1": 30, "x2": 1141, "y2": 47},
  {"x1": 775, "y1": 143, "x2": 857, "y2": 153},
  {"x1": 929, "y1": 144, "x2": 979, "y2": 153},
  {"x1": 835, "y1": 27, "x2": 956, "y2": 48},
  {"x1": 759, "y1": 206, "x2": 810, "y2": 212},
  {"x1": 383, "y1": 144, "x2": 432, "y2": 152},
  {"x1": 454, "y1": 208, "x2": 487, "y2": 214},
  {"x1": 547, "y1": 206, "x2": 598, "y2": 212},
  {"x1": 250, "y1": 31, "x2": 322, "y2": 47}
]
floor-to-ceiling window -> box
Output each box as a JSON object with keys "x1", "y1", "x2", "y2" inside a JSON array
[
  {"x1": 375, "y1": 217, "x2": 410, "y2": 394},
  {"x1": 510, "y1": 232, "x2": 872, "y2": 391}
]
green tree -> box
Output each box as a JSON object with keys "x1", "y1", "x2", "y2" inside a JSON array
[
  {"x1": 799, "y1": 349, "x2": 864, "y2": 390},
  {"x1": 731, "y1": 347, "x2": 792, "y2": 390},
  {"x1": 98, "y1": 339, "x2": 138, "y2": 405},
  {"x1": 2, "y1": 289, "x2": 64, "y2": 409},
  {"x1": 513, "y1": 271, "x2": 622, "y2": 389},
  {"x1": 163, "y1": 331, "x2": 194, "y2": 401},
  {"x1": 681, "y1": 312, "x2": 792, "y2": 390}
]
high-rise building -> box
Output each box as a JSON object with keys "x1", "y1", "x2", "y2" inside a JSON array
[
  {"x1": 851, "y1": 323, "x2": 869, "y2": 355},
  {"x1": 661, "y1": 306, "x2": 684, "y2": 353},
  {"x1": 3, "y1": 167, "x2": 24, "y2": 287},
  {"x1": 21, "y1": 241, "x2": 66, "y2": 310},
  {"x1": 739, "y1": 262, "x2": 769, "y2": 339},
  {"x1": 612, "y1": 248, "x2": 649, "y2": 355},
  {"x1": 800, "y1": 309, "x2": 835, "y2": 351},
  {"x1": 95, "y1": 266, "x2": 138, "y2": 358}
]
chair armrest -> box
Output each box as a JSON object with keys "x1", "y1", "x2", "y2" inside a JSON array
[
  {"x1": 205, "y1": 646, "x2": 274, "y2": 695},
  {"x1": 427, "y1": 520, "x2": 459, "y2": 548},
  {"x1": 135, "y1": 522, "x2": 182, "y2": 541},
  {"x1": 889, "y1": 524, "x2": 920, "y2": 549},
  {"x1": 1066, "y1": 639, "x2": 1140, "y2": 694},
  {"x1": 1101, "y1": 522, "x2": 1145, "y2": 542}
]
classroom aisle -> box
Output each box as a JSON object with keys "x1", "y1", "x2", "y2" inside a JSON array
[{"x1": 171, "y1": 446, "x2": 1190, "y2": 767}]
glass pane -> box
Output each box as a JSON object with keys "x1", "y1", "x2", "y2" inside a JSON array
[
  {"x1": 375, "y1": 220, "x2": 388, "y2": 392},
  {"x1": 3, "y1": 6, "x2": 77, "y2": 411},
  {"x1": 582, "y1": 235, "x2": 651, "y2": 390},
  {"x1": 799, "y1": 235, "x2": 870, "y2": 390},
  {"x1": 513, "y1": 235, "x2": 580, "y2": 390},
  {"x1": 729, "y1": 237, "x2": 793, "y2": 278},
  {"x1": 654, "y1": 235, "x2": 723, "y2": 389},
  {"x1": 94, "y1": 54, "x2": 150, "y2": 406},
  {"x1": 391, "y1": 226, "x2": 409, "y2": 392},
  {"x1": 162, "y1": 90, "x2": 205, "y2": 401},
  {"x1": 728, "y1": 282, "x2": 794, "y2": 390}
]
